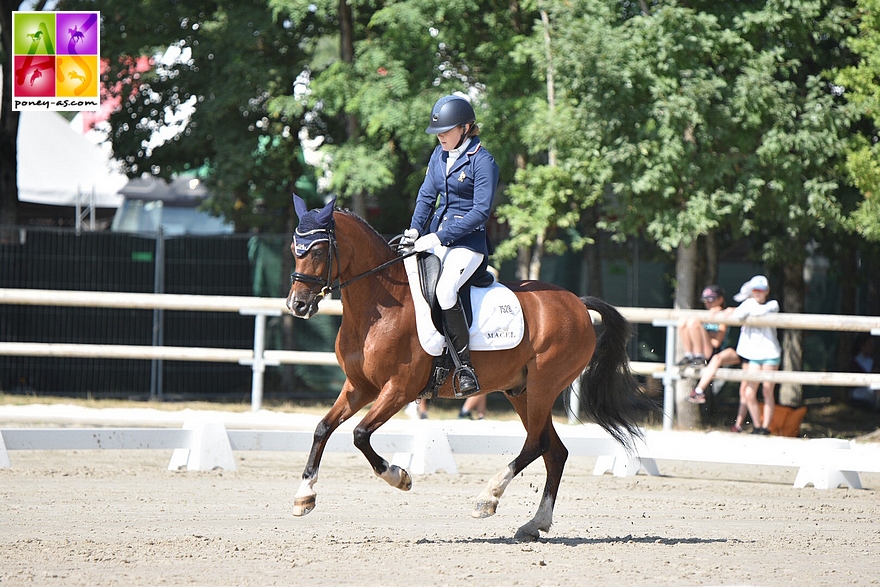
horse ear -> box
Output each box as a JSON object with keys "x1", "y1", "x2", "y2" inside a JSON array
[
  {"x1": 315, "y1": 196, "x2": 336, "y2": 225},
  {"x1": 292, "y1": 193, "x2": 309, "y2": 220}
]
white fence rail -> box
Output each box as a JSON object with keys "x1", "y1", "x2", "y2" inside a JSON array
[{"x1": 1, "y1": 288, "x2": 879, "y2": 424}]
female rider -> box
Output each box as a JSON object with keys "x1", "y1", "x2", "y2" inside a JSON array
[{"x1": 403, "y1": 95, "x2": 499, "y2": 397}]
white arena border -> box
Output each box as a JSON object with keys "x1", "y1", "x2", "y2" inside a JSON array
[{"x1": 1, "y1": 404, "x2": 879, "y2": 490}]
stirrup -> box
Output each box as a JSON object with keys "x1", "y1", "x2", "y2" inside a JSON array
[{"x1": 453, "y1": 365, "x2": 480, "y2": 398}]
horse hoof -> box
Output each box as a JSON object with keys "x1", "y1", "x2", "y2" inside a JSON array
[
  {"x1": 514, "y1": 525, "x2": 540, "y2": 543},
  {"x1": 292, "y1": 495, "x2": 316, "y2": 517},
  {"x1": 471, "y1": 500, "x2": 497, "y2": 518},
  {"x1": 398, "y1": 468, "x2": 413, "y2": 491}
]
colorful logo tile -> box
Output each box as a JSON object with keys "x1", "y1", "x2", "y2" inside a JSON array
[{"x1": 12, "y1": 11, "x2": 100, "y2": 111}]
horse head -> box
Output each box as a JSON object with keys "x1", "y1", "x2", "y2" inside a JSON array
[{"x1": 287, "y1": 194, "x2": 337, "y2": 319}]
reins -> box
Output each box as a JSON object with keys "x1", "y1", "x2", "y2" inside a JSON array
[{"x1": 331, "y1": 248, "x2": 418, "y2": 293}]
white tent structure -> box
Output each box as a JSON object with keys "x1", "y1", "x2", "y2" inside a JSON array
[{"x1": 16, "y1": 111, "x2": 128, "y2": 228}]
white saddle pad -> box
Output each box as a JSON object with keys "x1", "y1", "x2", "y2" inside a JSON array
[{"x1": 404, "y1": 255, "x2": 525, "y2": 357}]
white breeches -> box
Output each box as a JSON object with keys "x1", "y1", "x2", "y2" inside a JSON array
[{"x1": 430, "y1": 244, "x2": 484, "y2": 310}]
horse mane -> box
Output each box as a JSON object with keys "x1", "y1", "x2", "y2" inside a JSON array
[{"x1": 335, "y1": 208, "x2": 396, "y2": 257}]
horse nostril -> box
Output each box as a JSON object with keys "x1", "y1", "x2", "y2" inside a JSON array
[{"x1": 293, "y1": 300, "x2": 308, "y2": 315}]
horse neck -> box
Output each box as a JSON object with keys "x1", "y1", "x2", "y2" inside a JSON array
[{"x1": 333, "y1": 212, "x2": 408, "y2": 307}]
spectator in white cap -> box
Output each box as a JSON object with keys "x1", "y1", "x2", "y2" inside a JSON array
[{"x1": 728, "y1": 275, "x2": 781, "y2": 434}]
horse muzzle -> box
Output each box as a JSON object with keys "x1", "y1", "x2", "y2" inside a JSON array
[{"x1": 287, "y1": 290, "x2": 321, "y2": 319}]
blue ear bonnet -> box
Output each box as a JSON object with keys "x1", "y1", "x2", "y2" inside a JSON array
[{"x1": 292, "y1": 194, "x2": 336, "y2": 258}]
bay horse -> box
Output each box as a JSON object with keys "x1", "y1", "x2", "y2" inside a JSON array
[{"x1": 286, "y1": 196, "x2": 649, "y2": 542}]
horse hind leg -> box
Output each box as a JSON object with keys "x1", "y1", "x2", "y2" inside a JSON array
[
  {"x1": 472, "y1": 433, "x2": 553, "y2": 527},
  {"x1": 471, "y1": 409, "x2": 558, "y2": 522},
  {"x1": 513, "y1": 422, "x2": 568, "y2": 542},
  {"x1": 472, "y1": 463, "x2": 517, "y2": 519}
]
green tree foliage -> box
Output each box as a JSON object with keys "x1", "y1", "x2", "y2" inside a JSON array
[
  {"x1": 40, "y1": 0, "x2": 867, "y2": 282},
  {"x1": 267, "y1": 0, "x2": 542, "y2": 234},
  {"x1": 837, "y1": 0, "x2": 880, "y2": 241},
  {"x1": 57, "y1": 0, "x2": 318, "y2": 232},
  {"x1": 523, "y1": 0, "x2": 856, "y2": 272}
]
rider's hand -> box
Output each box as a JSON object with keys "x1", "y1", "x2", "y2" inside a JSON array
[
  {"x1": 414, "y1": 233, "x2": 441, "y2": 253},
  {"x1": 401, "y1": 228, "x2": 419, "y2": 246}
]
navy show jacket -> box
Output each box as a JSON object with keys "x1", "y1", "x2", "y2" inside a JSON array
[{"x1": 410, "y1": 137, "x2": 500, "y2": 256}]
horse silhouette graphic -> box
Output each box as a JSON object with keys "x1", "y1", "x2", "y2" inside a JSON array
[
  {"x1": 30, "y1": 68, "x2": 42, "y2": 86},
  {"x1": 68, "y1": 70, "x2": 86, "y2": 83},
  {"x1": 68, "y1": 25, "x2": 85, "y2": 44},
  {"x1": 26, "y1": 30, "x2": 43, "y2": 42}
]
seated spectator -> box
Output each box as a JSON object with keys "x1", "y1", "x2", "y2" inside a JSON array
[
  {"x1": 687, "y1": 346, "x2": 741, "y2": 405},
  {"x1": 676, "y1": 284, "x2": 728, "y2": 367}
]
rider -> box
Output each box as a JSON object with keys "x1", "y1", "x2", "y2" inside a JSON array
[{"x1": 403, "y1": 94, "x2": 500, "y2": 398}]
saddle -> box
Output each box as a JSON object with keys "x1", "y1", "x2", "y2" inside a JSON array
[
  {"x1": 417, "y1": 252, "x2": 495, "y2": 332},
  {"x1": 409, "y1": 253, "x2": 523, "y2": 400}
]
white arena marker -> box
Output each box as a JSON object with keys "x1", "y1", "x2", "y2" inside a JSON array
[{"x1": 168, "y1": 421, "x2": 236, "y2": 472}]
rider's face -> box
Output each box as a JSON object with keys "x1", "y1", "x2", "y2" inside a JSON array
[{"x1": 437, "y1": 125, "x2": 466, "y2": 151}]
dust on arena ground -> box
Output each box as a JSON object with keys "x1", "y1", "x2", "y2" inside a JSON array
[{"x1": 1, "y1": 444, "x2": 878, "y2": 587}]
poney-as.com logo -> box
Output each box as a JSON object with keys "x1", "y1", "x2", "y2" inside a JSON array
[{"x1": 12, "y1": 11, "x2": 100, "y2": 111}]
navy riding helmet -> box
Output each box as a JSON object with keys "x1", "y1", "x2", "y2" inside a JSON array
[{"x1": 426, "y1": 95, "x2": 476, "y2": 134}]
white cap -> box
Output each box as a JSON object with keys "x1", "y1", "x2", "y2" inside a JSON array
[{"x1": 733, "y1": 275, "x2": 770, "y2": 302}]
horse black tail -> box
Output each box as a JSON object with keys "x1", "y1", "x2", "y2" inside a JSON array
[{"x1": 577, "y1": 296, "x2": 657, "y2": 454}]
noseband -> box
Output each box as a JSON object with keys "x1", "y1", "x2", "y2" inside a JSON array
[{"x1": 290, "y1": 225, "x2": 417, "y2": 302}]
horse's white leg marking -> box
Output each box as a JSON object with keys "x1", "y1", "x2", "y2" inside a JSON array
[
  {"x1": 472, "y1": 464, "x2": 516, "y2": 518},
  {"x1": 515, "y1": 492, "x2": 555, "y2": 542},
  {"x1": 377, "y1": 461, "x2": 413, "y2": 491},
  {"x1": 292, "y1": 475, "x2": 318, "y2": 516}
]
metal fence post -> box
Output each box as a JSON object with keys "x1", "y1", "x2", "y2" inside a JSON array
[
  {"x1": 150, "y1": 227, "x2": 165, "y2": 401},
  {"x1": 240, "y1": 308, "x2": 282, "y2": 411},
  {"x1": 652, "y1": 319, "x2": 679, "y2": 431}
]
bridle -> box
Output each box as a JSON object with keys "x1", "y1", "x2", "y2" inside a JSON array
[{"x1": 290, "y1": 224, "x2": 417, "y2": 304}]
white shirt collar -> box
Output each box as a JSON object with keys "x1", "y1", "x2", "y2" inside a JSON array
[{"x1": 446, "y1": 138, "x2": 474, "y2": 172}]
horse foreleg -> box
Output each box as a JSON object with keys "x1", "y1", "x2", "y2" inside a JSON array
[
  {"x1": 513, "y1": 423, "x2": 568, "y2": 543},
  {"x1": 292, "y1": 416, "x2": 334, "y2": 516},
  {"x1": 352, "y1": 390, "x2": 414, "y2": 492},
  {"x1": 293, "y1": 382, "x2": 373, "y2": 517},
  {"x1": 354, "y1": 424, "x2": 413, "y2": 491}
]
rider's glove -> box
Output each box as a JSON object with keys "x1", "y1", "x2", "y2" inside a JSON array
[
  {"x1": 401, "y1": 228, "x2": 419, "y2": 247},
  {"x1": 414, "y1": 233, "x2": 441, "y2": 253}
]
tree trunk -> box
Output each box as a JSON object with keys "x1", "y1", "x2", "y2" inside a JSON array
[
  {"x1": 520, "y1": 8, "x2": 554, "y2": 282},
  {"x1": 516, "y1": 245, "x2": 530, "y2": 280},
  {"x1": 835, "y1": 247, "x2": 858, "y2": 374},
  {"x1": 704, "y1": 231, "x2": 718, "y2": 287},
  {"x1": 337, "y1": 0, "x2": 365, "y2": 217},
  {"x1": 0, "y1": 109, "x2": 20, "y2": 232},
  {"x1": 674, "y1": 238, "x2": 698, "y2": 310},
  {"x1": 582, "y1": 207, "x2": 603, "y2": 298},
  {"x1": 528, "y1": 232, "x2": 544, "y2": 280},
  {"x1": 779, "y1": 261, "x2": 804, "y2": 407},
  {"x1": 675, "y1": 238, "x2": 701, "y2": 429}
]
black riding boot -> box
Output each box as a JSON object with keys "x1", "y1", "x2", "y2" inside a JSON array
[{"x1": 442, "y1": 301, "x2": 480, "y2": 398}]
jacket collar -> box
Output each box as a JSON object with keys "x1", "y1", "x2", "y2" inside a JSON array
[{"x1": 445, "y1": 137, "x2": 481, "y2": 175}]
